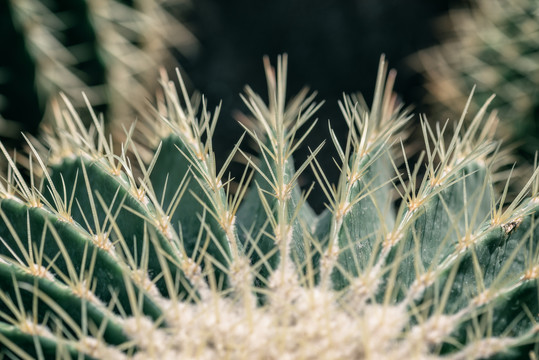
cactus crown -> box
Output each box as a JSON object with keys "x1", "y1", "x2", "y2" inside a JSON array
[{"x1": 0, "y1": 56, "x2": 538, "y2": 359}]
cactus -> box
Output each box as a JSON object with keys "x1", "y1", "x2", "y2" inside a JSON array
[
  {"x1": 0, "y1": 55, "x2": 538, "y2": 359},
  {"x1": 415, "y1": 0, "x2": 539, "y2": 162},
  {"x1": 0, "y1": 0, "x2": 196, "y2": 138}
]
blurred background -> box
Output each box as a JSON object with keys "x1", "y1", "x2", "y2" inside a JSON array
[
  {"x1": 177, "y1": 0, "x2": 465, "y2": 212},
  {"x1": 3, "y1": 0, "x2": 537, "y2": 212}
]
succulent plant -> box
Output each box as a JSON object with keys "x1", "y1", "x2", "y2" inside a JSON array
[
  {"x1": 0, "y1": 0, "x2": 196, "y2": 139},
  {"x1": 416, "y1": 0, "x2": 539, "y2": 162},
  {"x1": 0, "y1": 55, "x2": 538, "y2": 359}
]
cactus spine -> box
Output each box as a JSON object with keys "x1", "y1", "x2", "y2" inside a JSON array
[{"x1": 0, "y1": 56, "x2": 538, "y2": 359}]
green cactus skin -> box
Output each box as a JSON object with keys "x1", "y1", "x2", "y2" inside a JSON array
[
  {"x1": 416, "y1": 0, "x2": 539, "y2": 162},
  {"x1": 0, "y1": 0, "x2": 196, "y2": 138},
  {"x1": 0, "y1": 56, "x2": 538, "y2": 359}
]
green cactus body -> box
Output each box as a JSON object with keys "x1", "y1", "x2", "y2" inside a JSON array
[{"x1": 0, "y1": 56, "x2": 538, "y2": 359}]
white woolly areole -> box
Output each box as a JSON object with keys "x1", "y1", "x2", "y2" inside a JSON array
[{"x1": 119, "y1": 284, "x2": 444, "y2": 360}]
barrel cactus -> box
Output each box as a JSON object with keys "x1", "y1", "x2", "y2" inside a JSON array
[
  {"x1": 0, "y1": 0, "x2": 195, "y2": 138},
  {"x1": 0, "y1": 56, "x2": 538, "y2": 359},
  {"x1": 416, "y1": 0, "x2": 539, "y2": 161}
]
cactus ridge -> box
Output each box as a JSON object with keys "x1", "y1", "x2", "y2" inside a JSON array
[{"x1": 0, "y1": 56, "x2": 538, "y2": 359}]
